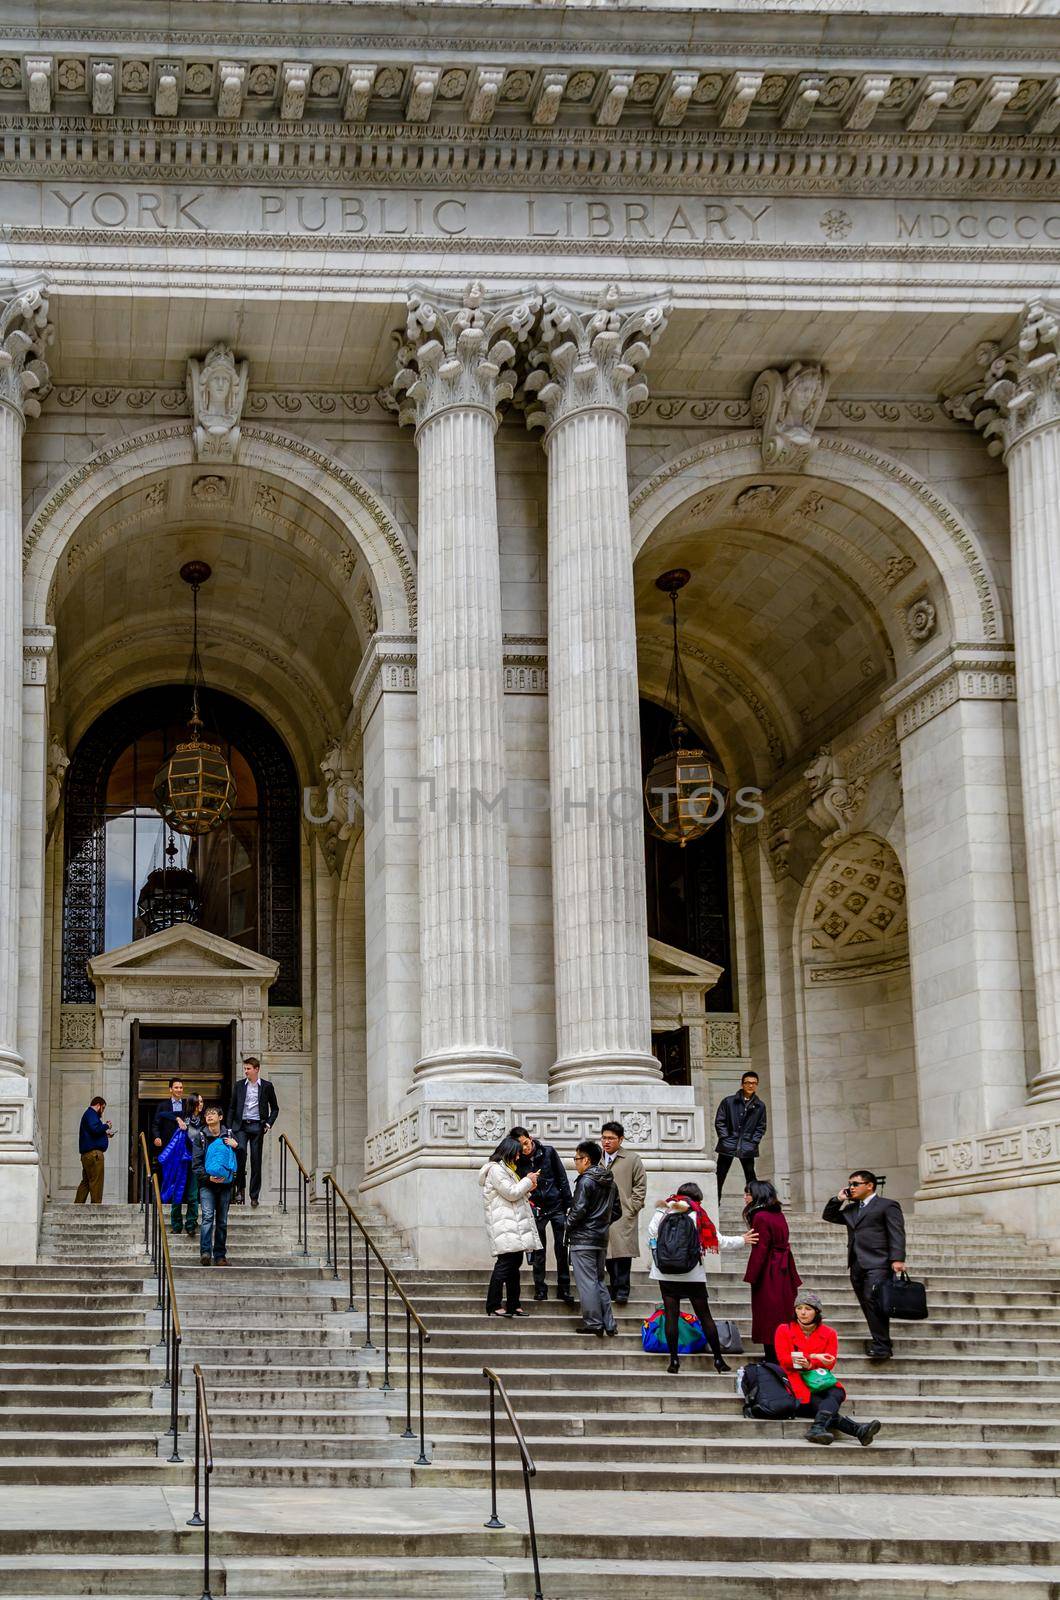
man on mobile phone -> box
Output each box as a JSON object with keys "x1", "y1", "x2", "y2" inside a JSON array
[{"x1": 822, "y1": 1170, "x2": 906, "y2": 1361}]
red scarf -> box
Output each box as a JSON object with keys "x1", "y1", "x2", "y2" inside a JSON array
[{"x1": 666, "y1": 1194, "x2": 719, "y2": 1254}]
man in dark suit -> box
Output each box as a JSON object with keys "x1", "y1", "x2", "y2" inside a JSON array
[
  {"x1": 152, "y1": 1077, "x2": 191, "y2": 1232},
  {"x1": 228, "y1": 1055, "x2": 279, "y2": 1207},
  {"x1": 822, "y1": 1169, "x2": 907, "y2": 1360}
]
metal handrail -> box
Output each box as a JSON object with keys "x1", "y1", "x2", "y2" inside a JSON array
[
  {"x1": 278, "y1": 1132, "x2": 310, "y2": 1256},
  {"x1": 321, "y1": 1165, "x2": 431, "y2": 1466},
  {"x1": 186, "y1": 1363, "x2": 215, "y2": 1600},
  {"x1": 482, "y1": 1366, "x2": 543, "y2": 1600},
  {"x1": 137, "y1": 1131, "x2": 182, "y2": 1462}
]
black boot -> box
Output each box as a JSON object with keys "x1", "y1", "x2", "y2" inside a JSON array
[
  {"x1": 855, "y1": 1419, "x2": 881, "y2": 1447},
  {"x1": 667, "y1": 1356, "x2": 680, "y2": 1374},
  {"x1": 805, "y1": 1418, "x2": 834, "y2": 1445}
]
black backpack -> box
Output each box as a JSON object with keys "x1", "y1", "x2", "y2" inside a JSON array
[
  {"x1": 654, "y1": 1211, "x2": 701, "y2": 1275},
  {"x1": 741, "y1": 1361, "x2": 797, "y2": 1420}
]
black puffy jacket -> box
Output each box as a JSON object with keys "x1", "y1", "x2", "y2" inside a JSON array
[
  {"x1": 566, "y1": 1163, "x2": 620, "y2": 1249},
  {"x1": 519, "y1": 1141, "x2": 573, "y2": 1217}
]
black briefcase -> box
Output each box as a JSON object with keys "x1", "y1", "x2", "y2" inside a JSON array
[{"x1": 875, "y1": 1271, "x2": 928, "y2": 1321}]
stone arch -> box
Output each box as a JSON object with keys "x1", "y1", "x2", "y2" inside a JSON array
[
  {"x1": 793, "y1": 832, "x2": 919, "y2": 1206},
  {"x1": 630, "y1": 431, "x2": 1003, "y2": 646},
  {"x1": 22, "y1": 424, "x2": 417, "y2": 634}
]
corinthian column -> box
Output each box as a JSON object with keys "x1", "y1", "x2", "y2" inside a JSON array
[
  {"x1": 526, "y1": 286, "x2": 668, "y2": 1093},
  {"x1": 949, "y1": 302, "x2": 1060, "y2": 1106},
  {"x1": 0, "y1": 288, "x2": 49, "y2": 1077},
  {"x1": 395, "y1": 284, "x2": 538, "y2": 1083},
  {"x1": 0, "y1": 285, "x2": 50, "y2": 1260}
]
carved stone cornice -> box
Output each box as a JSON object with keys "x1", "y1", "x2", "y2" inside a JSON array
[
  {"x1": 945, "y1": 302, "x2": 1060, "y2": 458},
  {"x1": 525, "y1": 284, "x2": 669, "y2": 434},
  {"x1": 393, "y1": 282, "x2": 540, "y2": 432},
  {"x1": 350, "y1": 632, "x2": 418, "y2": 728},
  {"x1": 4, "y1": 125, "x2": 1060, "y2": 200},
  {"x1": 0, "y1": 285, "x2": 51, "y2": 422},
  {"x1": 882, "y1": 643, "x2": 1017, "y2": 739}
]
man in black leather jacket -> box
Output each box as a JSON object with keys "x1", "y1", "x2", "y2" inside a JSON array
[
  {"x1": 514, "y1": 1128, "x2": 575, "y2": 1304},
  {"x1": 566, "y1": 1140, "x2": 620, "y2": 1337}
]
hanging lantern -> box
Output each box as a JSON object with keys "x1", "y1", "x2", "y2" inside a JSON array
[
  {"x1": 137, "y1": 848, "x2": 202, "y2": 935},
  {"x1": 644, "y1": 569, "x2": 726, "y2": 848},
  {"x1": 153, "y1": 562, "x2": 237, "y2": 836}
]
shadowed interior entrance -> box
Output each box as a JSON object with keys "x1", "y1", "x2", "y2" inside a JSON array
[{"x1": 129, "y1": 1021, "x2": 235, "y2": 1200}]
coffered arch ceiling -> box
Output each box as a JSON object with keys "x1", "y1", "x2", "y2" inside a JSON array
[
  {"x1": 48, "y1": 462, "x2": 376, "y2": 772},
  {"x1": 635, "y1": 471, "x2": 951, "y2": 787}
]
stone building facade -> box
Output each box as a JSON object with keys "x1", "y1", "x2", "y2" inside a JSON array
[{"x1": 0, "y1": 0, "x2": 1059, "y2": 1261}]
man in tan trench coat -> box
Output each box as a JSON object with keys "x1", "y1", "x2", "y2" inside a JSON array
[{"x1": 601, "y1": 1120, "x2": 647, "y2": 1304}]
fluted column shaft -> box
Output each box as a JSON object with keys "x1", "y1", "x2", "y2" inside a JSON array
[
  {"x1": 527, "y1": 289, "x2": 669, "y2": 1089},
  {"x1": 396, "y1": 284, "x2": 538, "y2": 1083},
  {"x1": 0, "y1": 399, "x2": 23, "y2": 1072},
  {"x1": 414, "y1": 400, "x2": 517, "y2": 1078},
  {"x1": 955, "y1": 302, "x2": 1060, "y2": 1105},
  {"x1": 1009, "y1": 419, "x2": 1060, "y2": 1100},
  {"x1": 0, "y1": 288, "x2": 49, "y2": 1080}
]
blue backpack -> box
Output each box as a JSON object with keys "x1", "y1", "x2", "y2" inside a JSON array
[{"x1": 204, "y1": 1135, "x2": 238, "y2": 1183}]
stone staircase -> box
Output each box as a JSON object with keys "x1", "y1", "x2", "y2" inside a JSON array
[{"x1": 0, "y1": 1201, "x2": 1058, "y2": 1595}]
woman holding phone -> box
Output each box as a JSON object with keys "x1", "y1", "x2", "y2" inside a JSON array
[{"x1": 775, "y1": 1290, "x2": 882, "y2": 1446}]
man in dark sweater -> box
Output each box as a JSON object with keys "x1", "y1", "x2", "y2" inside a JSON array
[
  {"x1": 514, "y1": 1127, "x2": 575, "y2": 1304},
  {"x1": 76, "y1": 1097, "x2": 112, "y2": 1204}
]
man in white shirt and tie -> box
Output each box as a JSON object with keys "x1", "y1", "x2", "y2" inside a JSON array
[{"x1": 228, "y1": 1056, "x2": 279, "y2": 1207}]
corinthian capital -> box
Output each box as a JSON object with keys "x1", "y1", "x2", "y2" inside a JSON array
[
  {"x1": 0, "y1": 286, "x2": 52, "y2": 423},
  {"x1": 944, "y1": 301, "x2": 1060, "y2": 456},
  {"x1": 393, "y1": 281, "x2": 541, "y2": 431},
  {"x1": 524, "y1": 284, "x2": 669, "y2": 433}
]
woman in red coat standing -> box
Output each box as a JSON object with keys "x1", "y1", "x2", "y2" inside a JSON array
[{"x1": 742, "y1": 1180, "x2": 802, "y2": 1361}]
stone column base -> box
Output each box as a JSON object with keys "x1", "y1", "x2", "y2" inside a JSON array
[
  {"x1": 360, "y1": 1082, "x2": 713, "y2": 1268},
  {"x1": 916, "y1": 1112, "x2": 1060, "y2": 1252},
  {"x1": 0, "y1": 1087, "x2": 42, "y2": 1263}
]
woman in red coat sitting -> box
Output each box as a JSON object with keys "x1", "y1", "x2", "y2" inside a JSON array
[
  {"x1": 776, "y1": 1290, "x2": 882, "y2": 1446},
  {"x1": 742, "y1": 1180, "x2": 802, "y2": 1362}
]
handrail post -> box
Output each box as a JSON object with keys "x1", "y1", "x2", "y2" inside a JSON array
[
  {"x1": 302, "y1": 1169, "x2": 310, "y2": 1256},
  {"x1": 202, "y1": 1434, "x2": 213, "y2": 1600},
  {"x1": 484, "y1": 1378, "x2": 503, "y2": 1529},
  {"x1": 323, "y1": 1174, "x2": 332, "y2": 1268},
  {"x1": 416, "y1": 1326, "x2": 428, "y2": 1466},
  {"x1": 381, "y1": 1275, "x2": 391, "y2": 1392},
  {"x1": 280, "y1": 1137, "x2": 287, "y2": 1214},
  {"x1": 523, "y1": 1455, "x2": 544, "y2": 1600},
  {"x1": 403, "y1": 1308, "x2": 413, "y2": 1439},
  {"x1": 168, "y1": 1331, "x2": 182, "y2": 1462},
  {"x1": 187, "y1": 1388, "x2": 203, "y2": 1527},
  {"x1": 362, "y1": 1236, "x2": 374, "y2": 1350},
  {"x1": 346, "y1": 1208, "x2": 353, "y2": 1309}
]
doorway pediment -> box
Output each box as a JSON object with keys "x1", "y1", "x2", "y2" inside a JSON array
[{"x1": 87, "y1": 923, "x2": 279, "y2": 984}]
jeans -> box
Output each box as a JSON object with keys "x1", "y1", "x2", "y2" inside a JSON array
[
  {"x1": 569, "y1": 1243, "x2": 616, "y2": 1333},
  {"x1": 199, "y1": 1181, "x2": 233, "y2": 1260},
  {"x1": 530, "y1": 1211, "x2": 570, "y2": 1298},
  {"x1": 606, "y1": 1257, "x2": 632, "y2": 1300},
  {"x1": 237, "y1": 1123, "x2": 265, "y2": 1201},
  {"x1": 486, "y1": 1250, "x2": 523, "y2": 1314},
  {"x1": 716, "y1": 1152, "x2": 757, "y2": 1198},
  {"x1": 851, "y1": 1265, "x2": 893, "y2": 1351},
  {"x1": 659, "y1": 1282, "x2": 723, "y2": 1360},
  {"x1": 75, "y1": 1150, "x2": 105, "y2": 1204}
]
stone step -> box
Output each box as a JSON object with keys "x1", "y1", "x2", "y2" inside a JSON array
[
  {"x1": 0, "y1": 1433, "x2": 160, "y2": 1459},
  {"x1": 403, "y1": 1407, "x2": 1060, "y2": 1441},
  {"x1": 410, "y1": 1363, "x2": 1060, "y2": 1396},
  {"x1": 0, "y1": 1462, "x2": 189, "y2": 1486},
  {"x1": 0, "y1": 1554, "x2": 503, "y2": 1597},
  {"x1": 0, "y1": 1386, "x2": 153, "y2": 1409}
]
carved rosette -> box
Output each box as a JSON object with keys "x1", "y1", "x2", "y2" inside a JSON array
[
  {"x1": 0, "y1": 287, "x2": 52, "y2": 423},
  {"x1": 945, "y1": 301, "x2": 1060, "y2": 457},
  {"x1": 524, "y1": 283, "x2": 669, "y2": 434},
  {"x1": 393, "y1": 281, "x2": 540, "y2": 432}
]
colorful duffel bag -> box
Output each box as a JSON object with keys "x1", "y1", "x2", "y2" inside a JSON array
[{"x1": 641, "y1": 1305, "x2": 707, "y2": 1355}]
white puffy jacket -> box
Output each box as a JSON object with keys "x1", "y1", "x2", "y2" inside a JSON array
[{"x1": 479, "y1": 1161, "x2": 540, "y2": 1257}]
